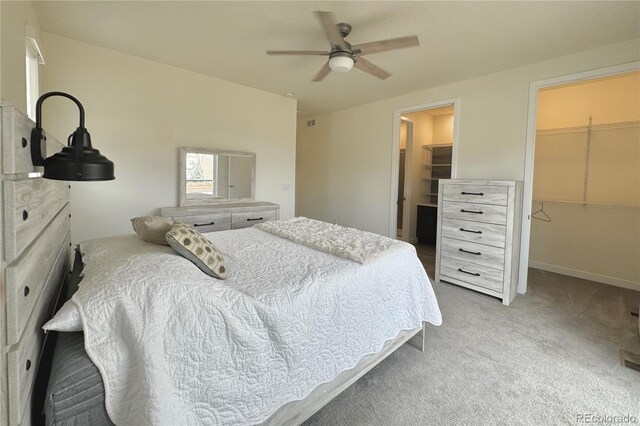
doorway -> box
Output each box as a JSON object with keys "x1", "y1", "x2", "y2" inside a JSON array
[
  {"x1": 391, "y1": 99, "x2": 460, "y2": 277},
  {"x1": 527, "y1": 71, "x2": 639, "y2": 291}
]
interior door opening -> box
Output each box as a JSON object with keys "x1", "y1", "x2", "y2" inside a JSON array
[
  {"x1": 528, "y1": 72, "x2": 639, "y2": 295},
  {"x1": 391, "y1": 101, "x2": 459, "y2": 278}
]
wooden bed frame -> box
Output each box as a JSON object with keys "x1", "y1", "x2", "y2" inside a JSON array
[{"x1": 0, "y1": 100, "x2": 426, "y2": 426}]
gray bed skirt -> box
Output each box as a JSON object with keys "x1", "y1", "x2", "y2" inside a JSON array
[{"x1": 45, "y1": 330, "x2": 113, "y2": 426}]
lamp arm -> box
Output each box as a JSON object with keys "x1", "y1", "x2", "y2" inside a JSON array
[
  {"x1": 31, "y1": 92, "x2": 86, "y2": 167},
  {"x1": 35, "y1": 91, "x2": 85, "y2": 129}
]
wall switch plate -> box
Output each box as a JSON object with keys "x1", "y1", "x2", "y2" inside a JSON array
[{"x1": 282, "y1": 184, "x2": 290, "y2": 191}]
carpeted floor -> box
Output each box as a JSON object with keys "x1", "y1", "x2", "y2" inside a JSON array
[{"x1": 304, "y1": 256, "x2": 640, "y2": 425}]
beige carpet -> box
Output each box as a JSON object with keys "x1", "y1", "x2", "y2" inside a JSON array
[{"x1": 304, "y1": 268, "x2": 640, "y2": 425}]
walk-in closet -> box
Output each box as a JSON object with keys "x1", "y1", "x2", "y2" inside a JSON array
[{"x1": 530, "y1": 72, "x2": 639, "y2": 291}]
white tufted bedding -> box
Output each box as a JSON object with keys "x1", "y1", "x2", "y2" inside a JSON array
[{"x1": 72, "y1": 225, "x2": 442, "y2": 425}]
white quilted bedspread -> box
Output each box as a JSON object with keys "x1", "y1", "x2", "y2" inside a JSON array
[
  {"x1": 73, "y1": 226, "x2": 442, "y2": 425},
  {"x1": 255, "y1": 217, "x2": 402, "y2": 263}
]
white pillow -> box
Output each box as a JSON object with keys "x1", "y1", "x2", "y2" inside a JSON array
[
  {"x1": 131, "y1": 216, "x2": 173, "y2": 245},
  {"x1": 42, "y1": 300, "x2": 83, "y2": 332}
]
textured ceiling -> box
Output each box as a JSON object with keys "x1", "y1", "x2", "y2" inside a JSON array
[{"x1": 34, "y1": 1, "x2": 640, "y2": 116}]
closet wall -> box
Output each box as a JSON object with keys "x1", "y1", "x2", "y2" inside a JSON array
[{"x1": 530, "y1": 72, "x2": 640, "y2": 290}]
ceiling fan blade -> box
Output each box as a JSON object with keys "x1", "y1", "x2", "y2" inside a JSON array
[
  {"x1": 353, "y1": 35, "x2": 420, "y2": 55},
  {"x1": 354, "y1": 57, "x2": 390, "y2": 80},
  {"x1": 314, "y1": 11, "x2": 347, "y2": 50},
  {"x1": 266, "y1": 50, "x2": 329, "y2": 56},
  {"x1": 312, "y1": 62, "x2": 331, "y2": 82}
]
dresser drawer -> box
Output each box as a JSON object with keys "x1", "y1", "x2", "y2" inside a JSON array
[
  {"x1": 442, "y1": 184, "x2": 508, "y2": 205},
  {"x1": 232, "y1": 210, "x2": 277, "y2": 229},
  {"x1": 174, "y1": 212, "x2": 231, "y2": 233},
  {"x1": 441, "y1": 218, "x2": 506, "y2": 248},
  {"x1": 440, "y1": 237, "x2": 505, "y2": 270},
  {"x1": 8, "y1": 323, "x2": 42, "y2": 425},
  {"x1": 440, "y1": 256, "x2": 504, "y2": 292},
  {"x1": 441, "y1": 201, "x2": 507, "y2": 225},
  {"x1": 6, "y1": 206, "x2": 70, "y2": 346}
]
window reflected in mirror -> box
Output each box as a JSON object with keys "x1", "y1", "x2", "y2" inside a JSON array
[
  {"x1": 186, "y1": 152, "x2": 215, "y2": 197},
  {"x1": 180, "y1": 148, "x2": 255, "y2": 206}
]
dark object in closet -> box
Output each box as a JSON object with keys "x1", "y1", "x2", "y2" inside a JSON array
[{"x1": 417, "y1": 205, "x2": 438, "y2": 245}]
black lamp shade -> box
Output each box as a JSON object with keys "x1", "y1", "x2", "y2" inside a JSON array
[
  {"x1": 43, "y1": 128, "x2": 114, "y2": 181},
  {"x1": 31, "y1": 92, "x2": 115, "y2": 181}
]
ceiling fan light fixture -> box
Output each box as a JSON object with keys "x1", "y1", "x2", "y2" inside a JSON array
[
  {"x1": 328, "y1": 54, "x2": 354, "y2": 73},
  {"x1": 266, "y1": 11, "x2": 419, "y2": 81}
]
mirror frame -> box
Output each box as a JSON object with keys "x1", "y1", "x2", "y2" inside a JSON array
[{"x1": 179, "y1": 147, "x2": 256, "y2": 206}]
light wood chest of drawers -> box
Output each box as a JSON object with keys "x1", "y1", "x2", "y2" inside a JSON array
[
  {"x1": 435, "y1": 180, "x2": 523, "y2": 305},
  {"x1": 160, "y1": 202, "x2": 279, "y2": 232}
]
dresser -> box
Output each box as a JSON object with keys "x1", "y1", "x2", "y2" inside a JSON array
[
  {"x1": 160, "y1": 202, "x2": 279, "y2": 232},
  {"x1": 435, "y1": 180, "x2": 523, "y2": 305},
  {"x1": 0, "y1": 102, "x2": 71, "y2": 425}
]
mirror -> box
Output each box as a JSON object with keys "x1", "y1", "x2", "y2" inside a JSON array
[{"x1": 179, "y1": 148, "x2": 255, "y2": 206}]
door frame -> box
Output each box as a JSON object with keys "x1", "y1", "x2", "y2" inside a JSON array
[
  {"x1": 389, "y1": 98, "x2": 460, "y2": 239},
  {"x1": 398, "y1": 118, "x2": 414, "y2": 241},
  {"x1": 517, "y1": 61, "x2": 640, "y2": 294}
]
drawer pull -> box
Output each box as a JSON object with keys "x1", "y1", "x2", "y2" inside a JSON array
[
  {"x1": 460, "y1": 209, "x2": 483, "y2": 214},
  {"x1": 23, "y1": 210, "x2": 29, "y2": 221},
  {"x1": 459, "y1": 228, "x2": 482, "y2": 234},
  {"x1": 459, "y1": 248, "x2": 481, "y2": 256},
  {"x1": 193, "y1": 222, "x2": 215, "y2": 227},
  {"x1": 461, "y1": 191, "x2": 484, "y2": 196},
  {"x1": 26, "y1": 359, "x2": 31, "y2": 371},
  {"x1": 24, "y1": 286, "x2": 30, "y2": 297},
  {"x1": 246, "y1": 217, "x2": 263, "y2": 222},
  {"x1": 458, "y1": 268, "x2": 480, "y2": 277}
]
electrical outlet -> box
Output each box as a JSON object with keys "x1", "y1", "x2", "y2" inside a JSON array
[{"x1": 282, "y1": 184, "x2": 290, "y2": 191}]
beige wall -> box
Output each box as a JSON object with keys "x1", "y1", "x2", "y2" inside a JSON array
[
  {"x1": 433, "y1": 114, "x2": 454, "y2": 145},
  {"x1": 296, "y1": 38, "x2": 640, "y2": 238},
  {"x1": 537, "y1": 72, "x2": 640, "y2": 128},
  {"x1": 410, "y1": 111, "x2": 434, "y2": 148},
  {"x1": 529, "y1": 204, "x2": 639, "y2": 289},
  {"x1": 531, "y1": 73, "x2": 639, "y2": 289},
  {"x1": 0, "y1": 1, "x2": 41, "y2": 114},
  {"x1": 399, "y1": 121, "x2": 407, "y2": 150},
  {"x1": 41, "y1": 33, "x2": 297, "y2": 243}
]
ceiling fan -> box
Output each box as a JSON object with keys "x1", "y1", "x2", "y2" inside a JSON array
[{"x1": 266, "y1": 11, "x2": 420, "y2": 82}]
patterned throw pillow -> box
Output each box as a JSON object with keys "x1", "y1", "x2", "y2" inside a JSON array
[
  {"x1": 165, "y1": 222, "x2": 228, "y2": 279},
  {"x1": 131, "y1": 216, "x2": 173, "y2": 245}
]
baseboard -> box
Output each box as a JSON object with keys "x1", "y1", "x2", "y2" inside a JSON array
[{"x1": 528, "y1": 261, "x2": 640, "y2": 291}]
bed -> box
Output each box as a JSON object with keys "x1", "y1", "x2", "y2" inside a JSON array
[
  {"x1": 42, "y1": 222, "x2": 441, "y2": 425},
  {"x1": 0, "y1": 101, "x2": 441, "y2": 426}
]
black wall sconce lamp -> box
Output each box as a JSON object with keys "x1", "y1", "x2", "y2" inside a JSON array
[{"x1": 31, "y1": 92, "x2": 114, "y2": 181}]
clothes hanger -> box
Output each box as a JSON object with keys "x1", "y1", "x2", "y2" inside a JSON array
[{"x1": 532, "y1": 202, "x2": 551, "y2": 222}]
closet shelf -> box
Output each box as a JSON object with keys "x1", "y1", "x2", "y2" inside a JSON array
[
  {"x1": 532, "y1": 199, "x2": 640, "y2": 210},
  {"x1": 421, "y1": 143, "x2": 453, "y2": 150},
  {"x1": 421, "y1": 164, "x2": 452, "y2": 168}
]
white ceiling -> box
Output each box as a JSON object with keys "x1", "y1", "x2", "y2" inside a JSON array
[{"x1": 34, "y1": 1, "x2": 640, "y2": 116}]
